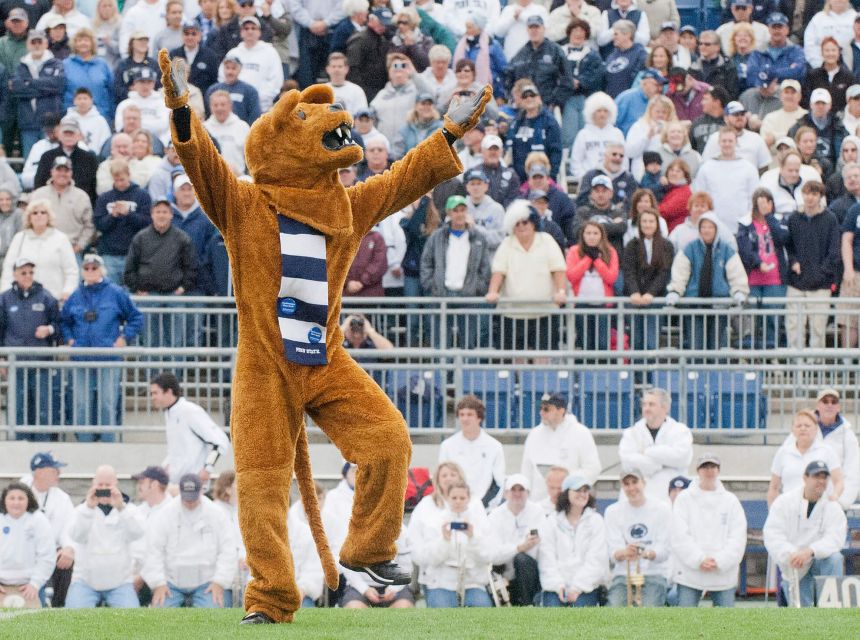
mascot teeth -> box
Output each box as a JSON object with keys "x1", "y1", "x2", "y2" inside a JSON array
[{"x1": 323, "y1": 123, "x2": 354, "y2": 150}]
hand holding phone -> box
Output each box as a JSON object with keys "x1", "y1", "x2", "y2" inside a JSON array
[{"x1": 450, "y1": 521, "x2": 468, "y2": 531}]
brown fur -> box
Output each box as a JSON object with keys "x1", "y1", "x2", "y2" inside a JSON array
[{"x1": 159, "y1": 50, "x2": 485, "y2": 623}]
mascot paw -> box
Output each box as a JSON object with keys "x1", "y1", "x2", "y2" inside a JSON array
[
  {"x1": 443, "y1": 85, "x2": 493, "y2": 139},
  {"x1": 158, "y1": 49, "x2": 189, "y2": 110},
  {"x1": 240, "y1": 612, "x2": 276, "y2": 625}
]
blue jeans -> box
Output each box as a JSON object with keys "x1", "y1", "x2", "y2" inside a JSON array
[
  {"x1": 161, "y1": 582, "x2": 221, "y2": 608},
  {"x1": 561, "y1": 94, "x2": 586, "y2": 151},
  {"x1": 433, "y1": 293, "x2": 490, "y2": 349},
  {"x1": 296, "y1": 26, "x2": 329, "y2": 88},
  {"x1": 746, "y1": 284, "x2": 786, "y2": 349},
  {"x1": 574, "y1": 306, "x2": 610, "y2": 352},
  {"x1": 424, "y1": 587, "x2": 493, "y2": 608},
  {"x1": 65, "y1": 581, "x2": 139, "y2": 608},
  {"x1": 102, "y1": 254, "x2": 127, "y2": 289},
  {"x1": 72, "y1": 366, "x2": 121, "y2": 442},
  {"x1": 20, "y1": 129, "x2": 41, "y2": 160},
  {"x1": 677, "y1": 584, "x2": 736, "y2": 607},
  {"x1": 539, "y1": 589, "x2": 600, "y2": 607},
  {"x1": 15, "y1": 367, "x2": 61, "y2": 440},
  {"x1": 683, "y1": 311, "x2": 728, "y2": 353},
  {"x1": 780, "y1": 555, "x2": 844, "y2": 607},
  {"x1": 607, "y1": 575, "x2": 668, "y2": 607}
]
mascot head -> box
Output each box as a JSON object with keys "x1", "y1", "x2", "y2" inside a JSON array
[{"x1": 245, "y1": 85, "x2": 365, "y2": 187}]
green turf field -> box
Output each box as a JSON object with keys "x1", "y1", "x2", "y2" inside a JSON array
[{"x1": 2, "y1": 607, "x2": 860, "y2": 640}]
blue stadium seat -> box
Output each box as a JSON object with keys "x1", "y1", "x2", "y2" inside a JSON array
[
  {"x1": 844, "y1": 514, "x2": 860, "y2": 575},
  {"x1": 462, "y1": 369, "x2": 516, "y2": 428},
  {"x1": 388, "y1": 370, "x2": 444, "y2": 429},
  {"x1": 577, "y1": 371, "x2": 634, "y2": 430},
  {"x1": 652, "y1": 370, "x2": 708, "y2": 429},
  {"x1": 706, "y1": 371, "x2": 767, "y2": 429},
  {"x1": 519, "y1": 370, "x2": 576, "y2": 428},
  {"x1": 739, "y1": 499, "x2": 770, "y2": 596}
]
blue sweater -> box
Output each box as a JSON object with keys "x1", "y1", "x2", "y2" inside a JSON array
[
  {"x1": 172, "y1": 206, "x2": 218, "y2": 266},
  {"x1": 0, "y1": 282, "x2": 60, "y2": 348},
  {"x1": 63, "y1": 55, "x2": 114, "y2": 119},
  {"x1": 60, "y1": 279, "x2": 143, "y2": 359},
  {"x1": 204, "y1": 80, "x2": 261, "y2": 125},
  {"x1": 604, "y1": 44, "x2": 646, "y2": 98},
  {"x1": 94, "y1": 183, "x2": 152, "y2": 256},
  {"x1": 507, "y1": 107, "x2": 562, "y2": 182},
  {"x1": 746, "y1": 44, "x2": 806, "y2": 85}
]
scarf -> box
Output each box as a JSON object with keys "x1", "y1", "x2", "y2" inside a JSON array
[
  {"x1": 277, "y1": 214, "x2": 329, "y2": 365},
  {"x1": 699, "y1": 242, "x2": 713, "y2": 298},
  {"x1": 455, "y1": 32, "x2": 491, "y2": 88}
]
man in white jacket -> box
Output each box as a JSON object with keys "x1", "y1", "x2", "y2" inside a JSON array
[
  {"x1": 815, "y1": 388, "x2": 860, "y2": 510},
  {"x1": 204, "y1": 90, "x2": 251, "y2": 175},
  {"x1": 671, "y1": 453, "x2": 747, "y2": 607},
  {"x1": 144, "y1": 474, "x2": 237, "y2": 608},
  {"x1": 114, "y1": 68, "x2": 172, "y2": 146},
  {"x1": 438, "y1": 395, "x2": 506, "y2": 508},
  {"x1": 65, "y1": 465, "x2": 145, "y2": 608},
  {"x1": 604, "y1": 470, "x2": 672, "y2": 607},
  {"x1": 521, "y1": 392, "x2": 601, "y2": 503},
  {"x1": 568, "y1": 91, "x2": 625, "y2": 182},
  {"x1": 486, "y1": 474, "x2": 545, "y2": 606},
  {"x1": 764, "y1": 460, "x2": 848, "y2": 607},
  {"x1": 129, "y1": 466, "x2": 173, "y2": 606},
  {"x1": 150, "y1": 372, "x2": 232, "y2": 486},
  {"x1": 221, "y1": 16, "x2": 284, "y2": 112},
  {"x1": 322, "y1": 462, "x2": 356, "y2": 562},
  {"x1": 618, "y1": 388, "x2": 693, "y2": 504}
]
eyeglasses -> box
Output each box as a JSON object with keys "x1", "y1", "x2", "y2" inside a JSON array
[{"x1": 699, "y1": 41, "x2": 719, "y2": 46}]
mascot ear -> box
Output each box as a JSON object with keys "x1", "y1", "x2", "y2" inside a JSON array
[
  {"x1": 270, "y1": 89, "x2": 303, "y2": 120},
  {"x1": 300, "y1": 85, "x2": 335, "y2": 105}
]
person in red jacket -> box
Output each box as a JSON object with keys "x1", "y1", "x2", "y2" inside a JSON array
[
  {"x1": 659, "y1": 159, "x2": 693, "y2": 233},
  {"x1": 566, "y1": 220, "x2": 619, "y2": 352},
  {"x1": 344, "y1": 229, "x2": 389, "y2": 297}
]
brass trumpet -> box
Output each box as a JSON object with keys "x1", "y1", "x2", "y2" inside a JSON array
[{"x1": 626, "y1": 547, "x2": 645, "y2": 607}]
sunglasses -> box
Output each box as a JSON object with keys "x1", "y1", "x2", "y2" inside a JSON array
[
  {"x1": 396, "y1": 20, "x2": 410, "y2": 25},
  {"x1": 30, "y1": 210, "x2": 49, "y2": 215},
  {"x1": 521, "y1": 92, "x2": 537, "y2": 98}
]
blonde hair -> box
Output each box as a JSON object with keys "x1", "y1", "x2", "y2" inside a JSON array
[
  {"x1": 24, "y1": 199, "x2": 56, "y2": 229},
  {"x1": 109, "y1": 157, "x2": 130, "y2": 176},
  {"x1": 216, "y1": 0, "x2": 237, "y2": 27},
  {"x1": 72, "y1": 28, "x2": 98, "y2": 57},
  {"x1": 639, "y1": 95, "x2": 678, "y2": 129},
  {"x1": 661, "y1": 121, "x2": 690, "y2": 147},
  {"x1": 91, "y1": 0, "x2": 121, "y2": 29},
  {"x1": 793, "y1": 409, "x2": 819, "y2": 428},
  {"x1": 727, "y1": 22, "x2": 755, "y2": 57},
  {"x1": 524, "y1": 152, "x2": 551, "y2": 174},
  {"x1": 396, "y1": 7, "x2": 420, "y2": 27},
  {"x1": 132, "y1": 129, "x2": 153, "y2": 156},
  {"x1": 428, "y1": 44, "x2": 451, "y2": 62},
  {"x1": 432, "y1": 461, "x2": 466, "y2": 507}
]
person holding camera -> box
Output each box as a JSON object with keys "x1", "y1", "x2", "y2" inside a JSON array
[
  {"x1": 65, "y1": 465, "x2": 145, "y2": 608},
  {"x1": 60, "y1": 254, "x2": 144, "y2": 441},
  {"x1": 340, "y1": 314, "x2": 394, "y2": 351}
]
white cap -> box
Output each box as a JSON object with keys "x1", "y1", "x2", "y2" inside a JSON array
[
  {"x1": 173, "y1": 173, "x2": 192, "y2": 189},
  {"x1": 810, "y1": 88, "x2": 832, "y2": 104},
  {"x1": 481, "y1": 134, "x2": 503, "y2": 150},
  {"x1": 504, "y1": 474, "x2": 531, "y2": 491},
  {"x1": 775, "y1": 136, "x2": 796, "y2": 149}
]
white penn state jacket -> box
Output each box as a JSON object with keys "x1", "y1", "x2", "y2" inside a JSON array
[
  {"x1": 537, "y1": 508, "x2": 609, "y2": 595},
  {"x1": 618, "y1": 416, "x2": 693, "y2": 504}
]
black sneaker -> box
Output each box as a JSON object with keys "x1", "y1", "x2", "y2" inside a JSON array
[
  {"x1": 340, "y1": 560, "x2": 411, "y2": 586},
  {"x1": 240, "y1": 612, "x2": 275, "y2": 625}
]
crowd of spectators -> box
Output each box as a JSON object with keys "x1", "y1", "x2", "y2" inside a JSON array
[
  {"x1": 2, "y1": 0, "x2": 860, "y2": 358},
  {"x1": 2, "y1": 387, "x2": 857, "y2": 609}
]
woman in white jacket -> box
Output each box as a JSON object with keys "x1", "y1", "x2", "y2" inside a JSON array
[
  {"x1": 569, "y1": 91, "x2": 624, "y2": 181},
  {"x1": 626, "y1": 95, "x2": 679, "y2": 180},
  {"x1": 0, "y1": 483, "x2": 55, "y2": 608},
  {"x1": 410, "y1": 481, "x2": 493, "y2": 607},
  {"x1": 0, "y1": 200, "x2": 79, "y2": 301},
  {"x1": 537, "y1": 475, "x2": 608, "y2": 607},
  {"x1": 671, "y1": 454, "x2": 747, "y2": 607},
  {"x1": 803, "y1": 0, "x2": 857, "y2": 68}
]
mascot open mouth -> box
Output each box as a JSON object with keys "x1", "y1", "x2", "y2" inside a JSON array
[{"x1": 322, "y1": 123, "x2": 356, "y2": 151}]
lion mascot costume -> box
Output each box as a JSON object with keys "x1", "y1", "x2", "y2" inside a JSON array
[{"x1": 157, "y1": 50, "x2": 491, "y2": 624}]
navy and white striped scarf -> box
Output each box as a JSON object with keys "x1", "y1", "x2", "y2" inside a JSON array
[{"x1": 277, "y1": 215, "x2": 328, "y2": 365}]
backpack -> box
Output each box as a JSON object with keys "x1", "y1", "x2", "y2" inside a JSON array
[{"x1": 404, "y1": 467, "x2": 434, "y2": 512}]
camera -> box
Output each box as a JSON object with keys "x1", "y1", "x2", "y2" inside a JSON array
[
  {"x1": 84, "y1": 310, "x2": 98, "y2": 323},
  {"x1": 349, "y1": 317, "x2": 365, "y2": 332},
  {"x1": 530, "y1": 529, "x2": 539, "y2": 537},
  {"x1": 450, "y1": 521, "x2": 468, "y2": 531},
  {"x1": 95, "y1": 489, "x2": 111, "y2": 498}
]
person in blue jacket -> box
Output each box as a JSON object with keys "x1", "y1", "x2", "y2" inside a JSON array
[
  {"x1": 0, "y1": 257, "x2": 61, "y2": 441},
  {"x1": 62, "y1": 28, "x2": 114, "y2": 120},
  {"x1": 93, "y1": 158, "x2": 152, "y2": 285},
  {"x1": 560, "y1": 18, "x2": 606, "y2": 149},
  {"x1": 10, "y1": 30, "x2": 64, "y2": 159},
  {"x1": 60, "y1": 254, "x2": 143, "y2": 443},
  {"x1": 203, "y1": 55, "x2": 261, "y2": 124},
  {"x1": 745, "y1": 13, "x2": 806, "y2": 86},
  {"x1": 603, "y1": 20, "x2": 647, "y2": 98},
  {"x1": 506, "y1": 83, "x2": 562, "y2": 182},
  {"x1": 614, "y1": 69, "x2": 666, "y2": 135}
]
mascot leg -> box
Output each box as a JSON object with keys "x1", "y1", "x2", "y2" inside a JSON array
[
  {"x1": 307, "y1": 348, "x2": 411, "y2": 566},
  {"x1": 232, "y1": 369, "x2": 303, "y2": 623}
]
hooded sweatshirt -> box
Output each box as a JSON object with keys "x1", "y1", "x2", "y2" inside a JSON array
[
  {"x1": 220, "y1": 41, "x2": 284, "y2": 112},
  {"x1": 569, "y1": 92, "x2": 624, "y2": 181},
  {"x1": 114, "y1": 90, "x2": 172, "y2": 145},
  {"x1": 204, "y1": 112, "x2": 251, "y2": 175},
  {"x1": 64, "y1": 105, "x2": 112, "y2": 153}
]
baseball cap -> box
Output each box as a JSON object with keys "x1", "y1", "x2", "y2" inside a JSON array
[
  {"x1": 237, "y1": 0, "x2": 255, "y2": 5},
  {"x1": 562, "y1": 475, "x2": 589, "y2": 491},
  {"x1": 811, "y1": 88, "x2": 832, "y2": 104},
  {"x1": 816, "y1": 388, "x2": 840, "y2": 403},
  {"x1": 641, "y1": 68, "x2": 667, "y2": 85},
  {"x1": 526, "y1": 15, "x2": 544, "y2": 27},
  {"x1": 669, "y1": 475, "x2": 691, "y2": 491},
  {"x1": 371, "y1": 7, "x2": 394, "y2": 26},
  {"x1": 766, "y1": 12, "x2": 789, "y2": 26},
  {"x1": 30, "y1": 452, "x2": 67, "y2": 471},
  {"x1": 780, "y1": 79, "x2": 801, "y2": 92},
  {"x1": 696, "y1": 452, "x2": 721, "y2": 468},
  {"x1": 223, "y1": 54, "x2": 243, "y2": 66},
  {"x1": 27, "y1": 29, "x2": 46, "y2": 42},
  {"x1": 731, "y1": 0, "x2": 753, "y2": 6},
  {"x1": 725, "y1": 101, "x2": 746, "y2": 115},
  {"x1": 132, "y1": 465, "x2": 170, "y2": 486},
  {"x1": 591, "y1": 174, "x2": 613, "y2": 190},
  {"x1": 756, "y1": 69, "x2": 777, "y2": 88},
  {"x1": 13, "y1": 257, "x2": 36, "y2": 269},
  {"x1": 52, "y1": 155, "x2": 73, "y2": 169},
  {"x1": 173, "y1": 173, "x2": 192, "y2": 189},
  {"x1": 82, "y1": 254, "x2": 105, "y2": 266},
  {"x1": 240, "y1": 15, "x2": 261, "y2": 27},
  {"x1": 528, "y1": 189, "x2": 549, "y2": 202},
  {"x1": 540, "y1": 392, "x2": 567, "y2": 409},
  {"x1": 520, "y1": 84, "x2": 539, "y2": 97},
  {"x1": 528, "y1": 163, "x2": 549, "y2": 178},
  {"x1": 848, "y1": 85, "x2": 860, "y2": 100},
  {"x1": 680, "y1": 25, "x2": 697, "y2": 35},
  {"x1": 129, "y1": 30, "x2": 149, "y2": 40},
  {"x1": 481, "y1": 134, "x2": 503, "y2": 149},
  {"x1": 179, "y1": 473, "x2": 203, "y2": 501},
  {"x1": 660, "y1": 21, "x2": 677, "y2": 31},
  {"x1": 354, "y1": 107, "x2": 375, "y2": 119},
  {"x1": 130, "y1": 67, "x2": 156, "y2": 83},
  {"x1": 44, "y1": 15, "x2": 66, "y2": 29},
  {"x1": 464, "y1": 168, "x2": 489, "y2": 183},
  {"x1": 445, "y1": 194, "x2": 467, "y2": 210},
  {"x1": 805, "y1": 460, "x2": 830, "y2": 476},
  {"x1": 8, "y1": 8, "x2": 27, "y2": 21},
  {"x1": 775, "y1": 136, "x2": 796, "y2": 149},
  {"x1": 415, "y1": 92, "x2": 434, "y2": 104},
  {"x1": 504, "y1": 474, "x2": 531, "y2": 492},
  {"x1": 621, "y1": 469, "x2": 644, "y2": 481},
  {"x1": 182, "y1": 21, "x2": 200, "y2": 32}
]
